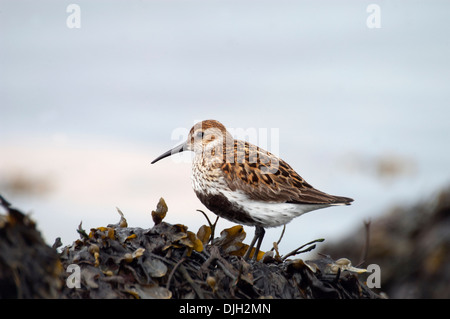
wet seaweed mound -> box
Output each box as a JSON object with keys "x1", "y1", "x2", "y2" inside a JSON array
[
  {"x1": 0, "y1": 195, "x2": 62, "y2": 298},
  {"x1": 320, "y1": 186, "x2": 450, "y2": 298},
  {"x1": 1, "y1": 195, "x2": 379, "y2": 299}
]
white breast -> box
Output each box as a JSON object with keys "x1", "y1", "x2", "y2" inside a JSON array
[
  {"x1": 215, "y1": 189, "x2": 331, "y2": 228},
  {"x1": 191, "y1": 155, "x2": 331, "y2": 228}
]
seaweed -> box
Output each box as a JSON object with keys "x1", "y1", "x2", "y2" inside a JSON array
[{"x1": 0, "y1": 195, "x2": 380, "y2": 299}]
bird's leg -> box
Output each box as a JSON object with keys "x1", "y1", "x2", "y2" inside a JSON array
[
  {"x1": 243, "y1": 226, "x2": 265, "y2": 261},
  {"x1": 252, "y1": 226, "x2": 265, "y2": 261},
  {"x1": 243, "y1": 231, "x2": 259, "y2": 261}
]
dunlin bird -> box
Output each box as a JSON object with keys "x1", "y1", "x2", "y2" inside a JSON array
[{"x1": 151, "y1": 120, "x2": 353, "y2": 260}]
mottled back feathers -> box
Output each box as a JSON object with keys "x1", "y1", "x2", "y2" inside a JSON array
[
  {"x1": 216, "y1": 139, "x2": 353, "y2": 205},
  {"x1": 186, "y1": 120, "x2": 353, "y2": 206}
]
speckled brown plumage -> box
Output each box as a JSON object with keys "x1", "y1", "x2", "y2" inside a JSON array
[
  {"x1": 218, "y1": 139, "x2": 353, "y2": 205},
  {"x1": 183, "y1": 120, "x2": 353, "y2": 206}
]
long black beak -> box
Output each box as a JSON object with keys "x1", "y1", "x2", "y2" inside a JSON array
[{"x1": 151, "y1": 142, "x2": 187, "y2": 164}]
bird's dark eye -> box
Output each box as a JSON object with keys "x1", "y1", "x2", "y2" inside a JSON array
[{"x1": 196, "y1": 131, "x2": 204, "y2": 138}]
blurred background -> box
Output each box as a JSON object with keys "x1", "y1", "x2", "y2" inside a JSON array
[{"x1": 1, "y1": 0, "x2": 449, "y2": 292}]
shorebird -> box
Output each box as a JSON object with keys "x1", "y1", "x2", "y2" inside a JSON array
[{"x1": 151, "y1": 120, "x2": 353, "y2": 261}]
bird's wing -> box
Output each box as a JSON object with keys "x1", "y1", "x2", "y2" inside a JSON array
[{"x1": 219, "y1": 140, "x2": 353, "y2": 205}]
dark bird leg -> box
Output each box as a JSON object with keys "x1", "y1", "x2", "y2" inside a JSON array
[
  {"x1": 243, "y1": 226, "x2": 265, "y2": 261},
  {"x1": 252, "y1": 226, "x2": 265, "y2": 261}
]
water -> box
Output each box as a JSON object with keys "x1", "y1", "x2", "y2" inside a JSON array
[{"x1": 1, "y1": 1, "x2": 449, "y2": 257}]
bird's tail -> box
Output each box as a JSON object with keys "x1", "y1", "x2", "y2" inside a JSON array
[{"x1": 330, "y1": 195, "x2": 354, "y2": 205}]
